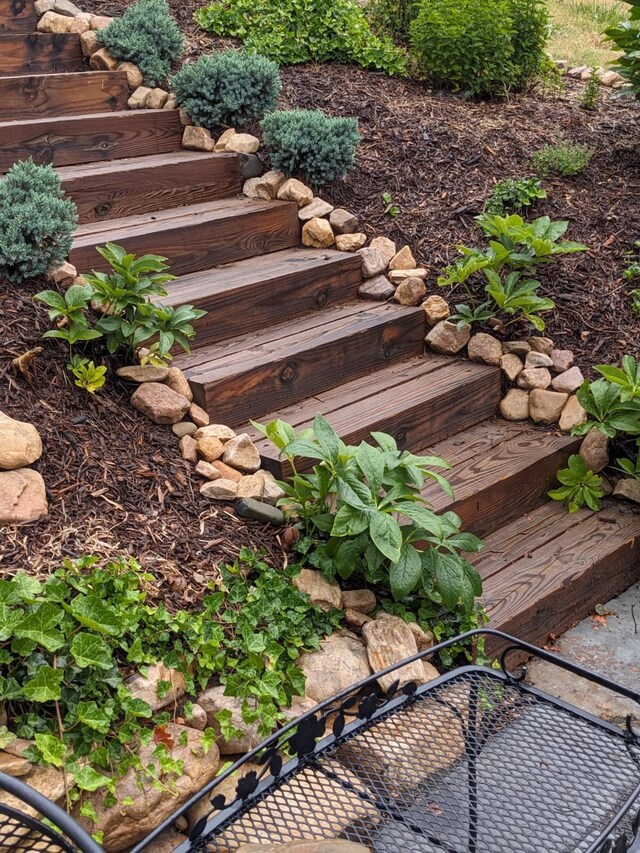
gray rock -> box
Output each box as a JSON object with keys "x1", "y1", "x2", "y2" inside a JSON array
[
  {"x1": 525, "y1": 351, "x2": 554, "y2": 369},
  {"x1": 357, "y1": 247, "x2": 388, "y2": 279},
  {"x1": 34, "y1": 0, "x2": 55, "y2": 14},
  {"x1": 53, "y1": 0, "x2": 81, "y2": 15},
  {"x1": 239, "y1": 153, "x2": 263, "y2": 179},
  {"x1": 551, "y1": 348, "x2": 574, "y2": 373},
  {"x1": 613, "y1": 479, "x2": 640, "y2": 503},
  {"x1": 172, "y1": 421, "x2": 197, "y2": 438},
  {"x1": 502, "y1": 340, "x2": 530, "y2": 357},
  {"x1": 551, "y1": 366, "x2": 584, "y2": 393},
  {"x1": 117, "y1": 364, "x2": 169, "y2": 383},
  {"x1": 425, "y1": 320, "x2": 471, "y2": 354},
  {"x1": 329, "y1": 208, "x2": 359, "y2": 234},
  {"x1": 131, "y1": 383, "x2": 190, "y2": 424},
  {"x1": 200, "y1": 478, "x2": 237, "y2": 501},
  {"x1": 358, "y1": 275, "x2": 395, "y2": 301}
]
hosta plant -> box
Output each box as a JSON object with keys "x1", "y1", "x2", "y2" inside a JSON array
[{"x1": 548, "y1": 455, "x2": 604, "y2": 513}]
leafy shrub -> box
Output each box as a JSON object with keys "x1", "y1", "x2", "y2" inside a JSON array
[
  {"x1": 254, "y1": 415, "x2": 484, "y2": 614},
  {"x1": 366, "y1": 0, "x2": 420, "y2": 44},
  {"x1": 532, "y1": 142, "x2": 593, "y2": 177},
  {"x1": 605, "y1": 0, "x2": 640, "y2": 99},
  {"x1": 195, "y1": 0, "x2": 407, "y2": 76},
  {"x1": 579, "y1": 68, "x2": 601, "y2": 110},
  {"x1": 548, "y1": 455, "x2": 604, "y2": 513},
  {"x1": 0, "y1": 160, "x2": 77, "y2": 284},
  {"x1": 484, "y1": 177, "x2": 547, "y2": 216},
  {"x1": 98, "y1": 0, "x2": 183, "y2": 87},
  {"x1": 262, "y1": 110, "x2": 360, "y2": 186},
  {"x1": 572, "y1": 356, "x2": 640, "y2": 439},
  {"x1": 171, "y1": 51, "x2": 281, "y2": 130},
  {"x1": 510, "y1": 0, "x2": 551, "y2": 87}
]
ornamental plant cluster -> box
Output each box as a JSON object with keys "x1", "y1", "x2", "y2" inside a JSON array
[{"x1": 605, "y1": 0, "x2": 640, "y2": 99}]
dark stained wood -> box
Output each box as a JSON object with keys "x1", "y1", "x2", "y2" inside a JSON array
[
  {"x1": 419, "y1": 421, "x2": 581, "y2": 537},
  {"x1": 60, "y1": 150, "x2": 241, "y2": 223},
  {"x1": 0, "y1": 0, "x2": 37, "y2": 32},
  {"x1": 178, "y1": 303, "x2": 426, "y2": 424},
  {"x1": 0, "y1": 109, "x2": 183, "y2": 173},
  {"x1": 482, "y1": 501, "x2": 640, "y2": 653},
  {"x1": 245, "y1": 356, "x2": 501, "y2": 477},
  {"x1": 70, "y1": 197, "x2": 300, "y2": 277},
  {"x1": 0, "y1": 33, "x2": 82, "y2": 75},
  {"x1": 163, "y1": 247, "x2": 362, "y2": 348},
  {"x1": 0, "y1": 71, "x2": 129, "y2": 120}
]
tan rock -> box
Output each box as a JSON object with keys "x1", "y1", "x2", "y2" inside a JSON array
[
  {"x1": 0, "y1": 468, "x2": 48, "y2": 525},
  {"x1": 180, "y1": 435, "x2": 198, "y2": 462},
  {"x1": 358, "y1": 275, "x2": 395, "y2": 301},
  {"x1": 146, "y1": 87, "x2": 169, "y2": 109},
  {"x1": 356, "y1": 246, "x2": 387, "y2": 279},
  {"x1": 131, "y1": 383, "x2": 190, "y2": 424},
  {"x1": 150, "y1": 829, "x2": 189, "y2": 853},
  {"x1": 467, "y1": 332, "x2": 502, "y2": 366},
  {"x1": 579, "y1": 429, "x2": 609, "y2": 473},
  {"x1": 182, "y1": 125, "x2": 215, "y2": 152},
  {"x1": 214, "y1": 127, "x2": 236, "y2": 151},
  {"x1": 117, "y1": 61, "x2": 143, "y2": 90},
  {"x1": 329, "y1": 208, "x2": 359, "y2": 234},
  {"x1": 600, "y1": 70, "x2": 622, "y2": 87},
  {"x1": 261, "y1": 470, "x2": 285, "y2": 506},
  {"x1": 500, "y1": 353, "x2": 524, "y2": 381},
  {"x1": 49, "y1": 260, "x2": 77, "y2": 284},
  {"x1": 528, "y1": 388, "x2": 568, "y2": 425},
  {"x1": 499, "y1": 388, "x2": 529, "y2": 421},
  {"x1": 551, "y1": 366, "x2": 584, "y2": 393},
  {"x1": 362, "y1": 614, "x2": 426, "y2": 692},
  {"x1": 389, "y1": 268, "x2": 427, "y2": 283},
  {"x1": 389, "y1": 245, "x2": 416, "y2": 271},
  {"x1": 335, "y1": 232, "x2": 367, "y2": 252},
  {"x1": 0, "y1": 411, "x2": 43, "y2": 470},
  {"x1": 172, "y1": 421, "x2": 197, "y2": 438},
  {"x1": 422, "y1": 294, "x2": 450, "y2": 327},
  {"x1": 301, "y1": 217, "x2": 335, "y2": 249},
  {"x1": 179, "y1": 108, "x2": 192, "y2": 126},
  {"x1": 613, "y1": 479, "x2": 640, "y2": 503},
  {"x1": 0, "y1": 765, "x2": 69, "y2": 816},
  {"x1": 197, "y1": 435, "x2": 225, "y2": 462},
  {"x1": 502, "y1": 340, "x2": 531, "y2": 357},
  {"x1": 183, "y1": 702, "x2": 208, "y2": 732},
  {"x1": 211, "y1": 460, "x2": 243, "y2": 482},
  {"x1": 517, "y1": 367, "x2": 552, "y2": 390},
  {"x1": 341, "y1": 589, "x2": 376, "y2": 613},
  {"x1": 195, "y1": 460, "x2": 221, "y2": 480},
  {"x1": 189, "y1": 402, "x2": 209, "y2": 428},
  {"x1": 164, "y1": 366, "x2": 193, "y2": 401},
  {"x1": 68, "y1": 14, "x2": 90, "y2": 33},
  {"x1": 89, "y1": 14, "x2": 113, "y2": 29},
  {"x1": 34, "y1": 0, "x2": 55, "y2": 14},
  {"x1": 127, "y1": 85, "x2": 152, "y2": 110},
  {"x1": 369, "y1": 236, "x2": 396, "y2": 265},
  {"x1": 298, "y1": 633, "x2": 372, "y2": 703},
  {"x1": 0, "y1": 752, "x2": 30, "y2": 777},
  {"x1": 125, "y1": 662, "x2": 186, "y2": 713},
  {"x1": 344, "y1": 608, "x2": 373, "y2": 630},
  {"x1": 529, "y1": 336, "x2": 554, "y2": 355},
  {"x1": 236, "y1": 472, "x2": 265, "y2": 500},
  {"x1": 551, "y1": 349, "x2": 574, "y2": 373},
  {"x1": 255, "y1": 170, "x2": 286, "y2": 200},
  {"x1": 79, "y1": 29, "x2": 99, "y2": 56},
  {"x1": 89, "y1": 47, "x2": 119, "y2": 71},
  {"x1": 223, "y1": 433, "x2": 261, "y2": 473},
  {"x1": 407, "y1": 621, "x2": 435, "y2": 652},
  {"x1": 163, "y1": 93, "x2": 177, "y2": 110},
  {"x1": 225, "y1": 133, "x2": 260, "y2": 154},
  {"x1": 425, "y1": 320, "x2": 471, "y2": 354},
  {"x1": 186, "y1": 762, "x2": 262, "y2": 831},
  {"x1": 394, "y1": 276, "x2": 426, "y2": 306},
  {"x1": 277, "y1": 178, "x2": 314, "y2": 208},
  {"x1": 117, "y1": 364, "x2": 169, "y2": 383},
  {"x1": 242, "y1": 177, "x2": 261, "y2": 198},
  {"x1": 298, "y1": 197, "x2": 334, "y2": 221},
  {"x1": 293, "y1": 569, "x2": 342, "y2": 610},
  {"x1": 195, "y1": 423, "x2": 235, "y2": 442},
  {"x1": 559, "y1": 395, "x2": 587, "y2": 432},
  {"x1": 197, "y1": 687, "x2": 263, "y2": 754},
  {"x1": 200, "y1": 478, "x2": 238, "y2": 501},
  {"x1": 37, "y1": 10, "x2": 71, "y2": 31},
  {"x1": 525, "y1": 351, "x2": 554, "y2": 369}
]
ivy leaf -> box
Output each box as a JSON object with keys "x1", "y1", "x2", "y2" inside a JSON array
[
  {"x1": 35, "y1": 733, "x2": 67, "y2": 767},
  {"x1": 22, "y1": 666, "x2": 64, "y2": 703},
  {"x1": 0, "y1": 604, "x2": 22, "y2": 642},
  {"x1": 76, "y1": 701, "x2": 112, "y2": 734},
  {"x1": 369, "y1": 511, "x2": 402, "y2": 563},
  {"x1": 70, "y1": 632, "x2": 114, "y2": 670},
  {"x1": 13, "y1": 603, "x2": 64, "y2": 653},
  {"x1": 0, "y1": 726, "x2": 16, "y2": 749},
  {"x1": 389, "y1": 544, "x2": 422, "y2": 600},
  {"x1": 69, "y1": 595, "x2": 121, "y2": 636},
  {"x1": 74, "y1": 766, "x2": 111, "y2": 792}
]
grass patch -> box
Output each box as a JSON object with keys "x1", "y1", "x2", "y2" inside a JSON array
[{"x1": 547, "y1": 0, "x2": 624, "y2": 66}]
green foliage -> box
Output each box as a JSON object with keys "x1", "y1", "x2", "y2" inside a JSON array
[
  {"x1": 195, "y1": 0, "x2": 407, "y2": 76},
  {"x1": 0, "y1": 551, "x2": 338, "y2": 801},
  {"x1": 484, "y1": 177, "x2": 547, "y2": 216},
  {"x1": 366, "y1": 0, "x2": 420, "y2": 43},
  {"x1": 548, "y1": 454, "x2": 604, "y2": 512},
  {"x1": 604, "y1": 0, "x2": 640, "y2": 99},
  {"x1": 571, "y1": 356, "x2": 640, "y2": 439},
  {"x1": 614, "y1": 447, "x2": 640, "y2": 479},
  {"x1": 622, "y1": 240, "x2": 640, "y2": 313},
  {"x1": 579, "y1": 68, "x2": 601, "y2": 110},
  {"x1": 532, "y1": 142, "x2": 593, "y2": 177},
  {"x1": 382, "y1": 191, "x2": 401, "y2": 217},
  {"x1": 0, "y1": 160, "x2": 77, "y2": 284},
  {"x1": 68, "y1": 356, "x2": 107, "y2": 394},
  {"x1": 262, "y1": 110, "x2": 361, "y2": 186},
  {"x1": 254, "y1": 415, "x2": 484, "y2": 615},
  {"x1": 171, "y1": 51, "x2": 281, "y2": 130},
  {"x1": 409, "y1": 0, "x2": 548, "y2": 97},
  {"x1": 97, "y1": 0, "x2": 184, "y2": 87}
]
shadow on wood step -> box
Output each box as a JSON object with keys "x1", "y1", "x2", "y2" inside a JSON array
[
  {"x1": 0, "y1": 32, "x2": 82, "y2": 76},
  {"x1": 176, "y1": 302, "x2": 426, "y2": 425},
  {"x1": 0, "y1": 71, "x2": 129, "y2": 120},
  {"x1": 0, "y1": 0, "x2": 37, "y2": 33},
  {"x1": 70, "y1": 197, "x2": 300, "y2": 277},
  {"x1": 244, "y1": 355, "x2": 501, "y2": 477},
  {"x1": 162, "y1": 247, "x2": 363, "y2": 349}
]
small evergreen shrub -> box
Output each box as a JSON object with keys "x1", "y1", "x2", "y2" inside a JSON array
[
  {"x1": 97, "y1": 0, "x2": 183, "y2": 87},
  {"x1": 532, "y1": 142, "x2": 593, "y2": 177},
  {"x1": 0, "y1": 160, "x2": 77, "y2": 284},
  {"x1": 262, "y1": 110, "x2": 361, "y2": 186},
  {"x1": 171, "y1": 51, "x2": 281, "y2": 130}
]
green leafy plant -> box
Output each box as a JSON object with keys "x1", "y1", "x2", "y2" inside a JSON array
[
  {"x1": 97, "y1": 0, "x2": 184, "y2": 87},
  {"x1": 613, "y1": 447, "x2": 640, "y2": 479},
  {"x1": 532, "y1": 142, "x2": 593, "y2": 177},
  {"x1": 68, "y1": 356, "x2": 107, "y2": 394},
  {"x1": 484, "y1": 177, "x2": 547, "y2": 216},
  {"x1": 381, "y1": 191, "x2": 401, "y2": 217},
  {"x1": 572, "y1": 377, "x2": 640, "y2": 439},
  {"x1": 195, "y1": 0, "x2": 407, "y2": 76},
  {"x1": 483, "y1": 269, "x2": 555, "y2": 331},
  {"x1": 579, "y1": 68, "x2": 601, "y2": 109},
  {"x1": 262, "y1": 110, "x2": 361, "y2": 186},
  {"x1": 510, "y1": 0, "x2": 551, "y2": 87},
  {"x1": 604, "y1": 0, "x2": 640, "y2": 98},
  {"x1": 254, "y1": 415, "x2": 484, "y2": 614},
  {"x1": 0, "y1": 160, "x2": 77, "y2": 284},
  {"x1": 171, "y1": 51, "x2": 281, "y2": 130},
  {"x1": 366, "y1": 0, "x2": 419, "y2": 43},
  {"x1": 595, "y1": 355, "x2": 640, "y2": 403},
  {"x1": 548, "y1": 454, "x2": 604, "y2": 512},
  {"x1": 623, "y1": 240, "x2": 640, "y2": 280}
]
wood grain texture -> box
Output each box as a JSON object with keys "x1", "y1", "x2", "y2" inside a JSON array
[
  {"x1": 0, "y1": 109, "x2": 183, "y2": 173},
  {"x1": 0, "y1": 0, "x2": 37, "y2": 32},
  {"x1": 0, "y1": 71, "x2": 129, "y2": 120},
  {"x1": 419, "y1": 420, "x2": 581, "y2": 537},
  {"x1": 60, "y1": 150, "x2": 241, "y2": 223},
  {"x1": 163, "y1": 247, "x2": 362, "y2": 348},
  {"x1": 0, "y1": 33, "x2": 82, "y2": 75},
  {"x1": 178, "y1": 303, "x2": 426, "y2": 424},
  {"x1": 246, "y1": 356, "x2": 501, "y2": 477},
  {"x1": 70, "y1": 197, "x2": 300, "y2": 276}
]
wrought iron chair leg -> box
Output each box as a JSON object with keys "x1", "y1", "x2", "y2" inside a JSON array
[{"x1": 466, "y1": 676, "x2": 480, "y2": 853}]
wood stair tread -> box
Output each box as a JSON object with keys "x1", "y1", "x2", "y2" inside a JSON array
[
  {"x1": 0, "y1": 32, "x2": 82, "y2": 75},
  {"x1": 57, "y1": 148, "x2": 234, "y2": 179},
  {"x1": 0, "y1": 71, "x2": 129, "y2": 119},
  {"x1": 0, "y1": 0, "x2": 37, "y2": 33}
]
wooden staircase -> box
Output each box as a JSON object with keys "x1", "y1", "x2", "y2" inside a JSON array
[{"x1": 2, "y1": 0, "x2": 639, "y2": 649}]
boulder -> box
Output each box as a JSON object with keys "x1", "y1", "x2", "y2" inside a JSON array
[
  {"x1": 146, "y1": 87, "x2": 169, "y2": 109},
  {"x1": 550, "y1": 349, "x2": 574, "y2": 373},
  {"x1": 182, "y1": 125, "x2": 215, "y2": 152},
  {"x1": 613, "y1": 479, "x2": 640, "y2": 503},
  {"x1": 358, "y1": 275, "x2": 395, "y2": 301},
  {"x1": 80, "y1": 29, "x2": 98, "y2": 56},
  {"x1": 196, "y1": 435, "x2": 225, "y2": 462},
  {"x1": 369, "y1": 236, "x2": 396, "y2": 265},
  {"x1": 394, "y1": 276, "x2": 426, "y2": 306},
  {"x1": 68, "y1": 14, "x2": 90, "y2": 33},
  {"x1": 388, "y1": 246, "x2": 416, "y2": 271},
  {"x1": 499, "y1": 389, "x2": 529, "y2": 421},
  {"x1": 529, "y1": 336, "x2": 554, "y2": 355},
  {"x1": 236, "y1": 473, "x2": 265, "y2": 500},
  {"x1": 525, "y1": 351, "x2": 554, "y2": 369},
  {"x1": 117, "y1": 61, "x2": 143, "y2": 90},
  {"x1": 164, "y1": 367, "x2": 193, "y2": 401},
  {"x1": 356, "y1": 247, "x2": 387, "y2": 279},
  {"x1": 422, "y1": 295, "x2": 450, "y2": 327},
  {"x1": 200, "y1": 479, "x2": 238, "y2": 501},
  {"x1": 255, "y1": 170, "x2": 286, "y2": 200},
  {"x1": 225, "y1": 133, "x2": 260, "y2": 154},
  {"x1": 172, "y1": 422, "x2": 197, "y2": 438},
  {"x1": 189, "y1": 403, "x2": 209, "y2": 428},
  {"x1": 240, "y1": 153, "x2": 263, "y2": 179},
  {"x1": 467, "y1": 332, "x2": 502, "y2": 366},
  {"x1": 127, "y1": 85, "x2": 152, "y2": 110},
  {"x1": 180, "y1": 435, "x2": 198, "y2": 462},
  {"x1": 215, "y1": 127, "x2": 236, "y2": 151},
  {"x1": 37, "y1": 10, "x2": 71, "y2": 31},
  {"x1": 362, "y1": 615, "x2": 428, "y2": 692},
  {"x1": 0, "y1": 411, "x2": 43, "y2": 470},
  {"x1": 116, "y1": 364, "x2": 169, "y2": 383},
  {"x1": 341, "y1": 589, "x2": 376, "y2": 614},
  {"x1": 516, "y1": 367, "x2": 552, "y2": 390},
  {"x1": 298, "y1": 198, "x2": 334, "y2": 222},
  {"x1": 195, "y1": 423, "x2": 236, "y2": 442},
  {"x1": 89, "y1": 47, "x2": 119, "y2": 71},
  {"x1": 223, "y1": 433, "x2": 261, "y2": 473},
  {"x1": 297, "y1": 633, "x2": 372, "y2": 703},
  {"x1": 551, "y1": 366, "x2": 584, "y2": 393},
  {"x1": 329, "y1": 208, "x2": 359, "y2": 234},
  {"x1": 131, "y1": 383, "x2": 190, "y2": 424},
  {"x1": 277, "y1": 178, "x2": 313, "y2": 208},
  {"x1": 500, "y1": 353, "x2": 524, "y2": 382},
  {"x1": 302, "y1": 218, "x2": 335, "y2": 249},
  {"x1": 335, "y1": 233, "x2": 367, "y2": 252},
  {"x1": 293, "y1": 569, "x2": 342, "y2": 610},
  {"x1": 425, "y1": 320, "x2": 471, "y2": 354},
  {"x1": 0, "y1": 468, "x2": 48, "y2": 524},
  {"x1": 559, "y1": 395, "x2": 587, "y2": 432},
  {"x1": 579, "y1": 429, "x2": 609, "y2": 473},
  {"x1": 195, "y1": 460, "x2": 221, "y2": 480},
  {"x1": 125, "y1": 662, "x2": 186, "y2": 713},
  {"x1": 197, "y1": 687, "x2": 263, "y2": 754},
  {"x1": 528, "y1": 389, "x2": 569, "y2": 425}
]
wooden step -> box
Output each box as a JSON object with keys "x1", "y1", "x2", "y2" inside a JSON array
[
  {"x1": 71, "y1": 197, "x2": 300, "y2": 277},
  {"x1": 0, "y1": 0, "x2": 37, "y2": 33},
  {"x1": 59, "y1": 150, "x2": 241, "y2": 223},
  {"x1": 244, "y1": 356, "x2": 501, "y2": 477},
  {"x1": 176, "y1": 302, "x2": 426, "y2": 424},
  {"x1": 0, "y1": 32, "x2": 82, "y2": 75},
  {"x1": 0, "y1": 109, "x2": 183, "y2": 173},
  {"x1": 419, "y1": 420, "x2": 581, "y2": 538},
  {"x1": 478, "y1": 500, "x2": 640, "y2": 651},
  {"x1": 0, "y1": 71, "x2": 129, "y2": 120},
  {"x1": 162, "y1": 248, "x2": 362, "y2": 349}
]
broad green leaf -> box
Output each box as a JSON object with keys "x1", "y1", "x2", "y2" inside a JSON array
[
  {"x1": 13, "y1": 602, "x2": 64, "y2": 652},
  {"x1": 22, "y1": 666, "x2": 63, "y2": 703},
  {"x1": 333, "y1": 538, "x2": 363, "y2": 580},
  {"x1": 369, "y1": 511, "x2": 402, "y2": 563},
  {"x1": 371, "y1": 432, "x2": 397, "y2": 453},
  {"x1": 389, "y1": 545, "x2": 421, "y2": 599},
  {"x1": 312, "y1": 413, "x2": 341, "y2": 460},
  {"x1": 35, "y1": 733, "x2": 67, "y2": 767},
  {"x1": 69, "y1": 595, "x2": 121, "y2": 636},
  {"x1": 433, "y1": 553, "x2": 465, "y2": 611},
  {"x1": 64, "y1": 284, "x2": 93, "y2": 310},
  {"x1": 355, "y1": 442, "x2": 384, "y2": 496},
  {"x1": 76, "y1": 701, "x2": 112, "y2": 734},
  {"x1": 70, "y1": 632, "x2": 114, "y2": 670},
  {"x1": 337, "y1": 473, "x2": 372, "y2": 510},
  {"x1": 74, "y1": 766, "x2": 111, "y2": 792},
  {"x1": 331, "y1": 504, "x2": 369, "y2": 537}
]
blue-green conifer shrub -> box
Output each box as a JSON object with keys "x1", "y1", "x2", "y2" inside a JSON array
[
  {"x1": 261, "y1": 110, "x2": 361, "y2": 186},
  {"x1": 0, "y1": 160, "x2": 78, "y2": 284}
]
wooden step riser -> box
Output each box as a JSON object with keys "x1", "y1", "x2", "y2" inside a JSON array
[
  {"x1": 0, "y1": 110, "x2": 183, "y2": 174},
  {"x1": 0, "y1": 0, "x2": 37, "y2": 32},
  {"x1": 0, "y1": 71, "x2": 129, "y2": 120},
  {"x1": 70, "y1": 202, "x2": 300, "y2": 278},
  {"x1": 0, "y1": 32, "x2": 82, "y2": 75},
  {"x1": 63, "y1": 154, "x2": 242, "y2": 224},
  {"x1": 187, "y1": 311, "x2": 426, "y2": 425}
]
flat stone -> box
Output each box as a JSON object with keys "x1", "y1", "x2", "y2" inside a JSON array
[
  {"x1": 146, "y1": 87, "x2": 169, "y2": 109},
  {"x1": 358, "y1": 275, "x2": 394, "y2": 301},
  {"x1": 79, "y1": 29, "x2": 98, "y2": 56},
  {"x1": 500, "y1": 353, "x2": 523, "y2": 381},
  {"x1": 189, "y1": 402, "x2": 209, "y2": 428},
  {"x1": 551, "y1": 366, "x2": 584, "y2": 393},
  {"x1": 388, "y1": 245, "x2": 416, "y2": 271},
  {"x1": 164, "y1": 366, "x2": 193, "y2": 401},
  {"x1": 215, "y1": 127, "x2": 236, "y2": 151},
  {"x1": 425, "y1": 320, "x2": 470, "y2": 354},
  {"x1": 502, "y1": 340, "x2": 531, "y2": 357},
  {"x1": 525, "y1": 351, "x2": 554, "y2": 369},
  {"x1": 579, "y1": 429, "x2": 609, "y2": 473},
  {"x1": 329, "y1": 208, "x2": 358, "y2": 234},
  {"x1": 179, "y1": 435, "x2": 198, "y2": 462},
  {"x1": 362, "y1": 614, "x2": 426, "y2": 692},
  {"x1": 335, "y1": 232, "x2": 367, "y2": 252},
  {"x1": 559, "y1": 395, "x2": 588, "y2": 432},
  {"x1": 37, "y1": 10, "x2": 71, "y2": 31},
  {"x1": 125, "y1": 662, "x2": 186, "y2": 713},
  {"x1": 551, "y1": 348, "x2": 574, "y2": 373},
  {"x1": 369, "y1": 236, "x2": 396, "y2": 265},
  {"x1": 236, "y1": 472, "x2": 265, "y2": 500},
  {"x1": 89, "y1": 46, "x2": 118, "y2": 71},
  {"x1": 211, "y1": 460, "x2": 243, "y2": 482},
  {"x1": 0, "y1": 752, "x2": 30, "y2": 777},
  {"x1": 517, "y1": 367, "x2": 552, "y2": 390},
  {"x1": 0, "y1": 411, "x2": 43, "y2": 470},
  {"x1": 277, "y1": 178, "x2": 313, "y2": 208},
  {"x1": 421, "y1": 294, "x2": 450, "y2": 327},
  {"x1": 613, "y1": 479, "x2": 640, "y2": 503},
  {"x1": 0, "y1": 468, "x2": 48, "y2": 525},
  {"x1": 195, "y1": 423, "x2": 236, "y2": 442},
  {"x1": 529, "y1": 336, "x2": 554, "y2": 355},
  {"x1": 117, "y1": 364, "x2": 169, "y2": 383},
  {"x1": 341, "y1": 589, "x2": 376, "y2": 613},
  {"x1": 131, "y1": 383, "x2": 190, "y2": 424},
  {"x1": 127, "y1": 85, "x2": 152, "y2": 109},
  {"x1": 223, "y1": 433, "x2": 260, "y2": 473},
  {"x1": 298, "y1": 633, "x2": 372, "y2": 703},
  {"x1": 357, "y1": 246, "x2": 387, "y2": 278},
  {"x1": 197, "y1": 435, "x2": 225, "y2": 462},
  {"x1": 293, "y1": 569, "x2": 342, "y2": 610},
  {"x1": 195, "y1": 460, "x2": 221, "y2": 480},
  {"x1": 242, "y1": 177, "x2": 261, "y2": 198},
  {"x1": 394, "y1": 276, "x2": 426, "y2": 306},
  {"x1": 298, "y1": 197, "x2": 334, "y2": 221},
  {"x1": 117, "y1": 61, "x2": 143, "y2": 90},
  {"x1": 182, "y1": 125, "x2": 214, "y2": 152},
  {"x1": 225, "y1": 133, "x2": 260, "y2": 154},
  {"x1": 528, "y1": 388, "x2": 569, "y2": 425},
  {"x1": 499, "y1": 389, "x2": 529, "y2": 421},
  {"x1": 344, "y1": 608, "x2": 373, "y2": 630},
  {"x1": 255, "y1": 170, "x2": 286, "y2": 200},
  {"x1": 301, "y1": 217, "x2": 335, "y2": 249},
  {"x1": 389, "y1": 268, "x2": 427, "y2": 283},
  {"x1": 172, "y1": 421, "x2": 197, "y2": 438},
  {"x1": 467, "y1": 332, "x2": 502, "y2": 366},
  {"x1": 199, "y1": 478, "x2": 238, "y2": 500}
]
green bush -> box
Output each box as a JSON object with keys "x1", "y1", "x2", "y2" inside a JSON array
[
  {"x1": 366, "y1": 0, "x2": 420, "y2": 44},
  {"x1": 262, "y1": 109, "x2": 360, "y2": 186},
  {"x1": 0, "y1": 160, "x2": 77, "y2": 284},
  {"x1": 195, "y1": 0, "x2": 407, "y2": 76},
  {"x1": 532, "y1": 142, "x2": 593, "y2": 177},
  {"x1": 484, "y1": 177, "x2": 547, "y2": 215},
  {"x1": 98, "y1": 0, "x2": 183, "y2": 87},
  {"x1": 605, "y1": 0, "x2": 640, "y2": 98},
  {"x1": 510, "y1": 0, "x2": 551, "y2": 87},
  {"x1": 172, "y1": 51, "x2": 281, "y2": 130}
]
